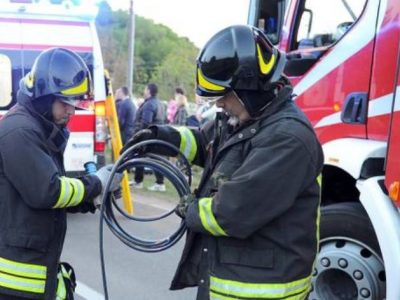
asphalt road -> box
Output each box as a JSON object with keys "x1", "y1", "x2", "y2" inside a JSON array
[{"x1": 61, "y1": 195, "x2": 197, "y2": 300}]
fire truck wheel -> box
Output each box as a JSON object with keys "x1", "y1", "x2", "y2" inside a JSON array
[{"x1": 309, "y1": 202, "x2": 386, "y2": 300}]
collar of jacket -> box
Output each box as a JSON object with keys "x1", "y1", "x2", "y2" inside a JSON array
[
  {"x1": 217, "y1": 85, "x2": 293, "y2": 152},
  {"x1": 145, "y1": 96, "x2": 157, "y2": 102},
  {"x1": 16, "y1": 94, "x2": 69, "y2": 154}
]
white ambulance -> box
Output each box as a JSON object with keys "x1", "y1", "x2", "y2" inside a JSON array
[{"x1": 0, "y1": 0, "x2": 107, "y2": 174}]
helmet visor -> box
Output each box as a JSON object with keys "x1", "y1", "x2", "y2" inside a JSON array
[
  {"x1": 196, "y1": 68, "x2": 230, "y2": 100},
  {"x1": 197, "y1": 95, "x2": 225, "y2": 104},
  {"x1": 58, "y1": 97, "x2": 94, "y2": 110}
]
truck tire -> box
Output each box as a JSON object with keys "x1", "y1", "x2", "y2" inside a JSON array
[{"x1": 309, "y1": 202, "x2": 386, "y2": 300}]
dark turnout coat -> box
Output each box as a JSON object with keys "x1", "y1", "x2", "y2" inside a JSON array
[
  {"x1": 153, "y1": 86, "x2": 323, "y2": 300},
  {"x1": 0, "y1": 100, "x2": 101, "y2": 299}
]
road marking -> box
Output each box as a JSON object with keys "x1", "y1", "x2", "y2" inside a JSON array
[{"x1": 76, "y1": 281, "x2": 104, "y2": 300}]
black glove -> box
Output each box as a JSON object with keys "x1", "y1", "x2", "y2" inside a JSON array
[
  {"x1": 67, "y1": 202, "x2": 96, "y2": 214},
  {"x1": 175, "y1": 194, "x2": 196, "y2": 218},
  {"x1": 120, "y1": 129, "x2": 156, "y2": 155},
  {"x1": 175, "y1": 202, "x2": 188, "y2": 219}
]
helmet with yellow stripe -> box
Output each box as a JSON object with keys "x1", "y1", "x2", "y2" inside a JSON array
[
  {"x1": 196, "y1": 25, "x2": 286, "y2": 111},
  {"x1": 20, "y1": 47, "x2": 93, "y2": 109}
]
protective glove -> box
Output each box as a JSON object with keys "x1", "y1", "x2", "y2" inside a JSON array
[
  {"x1": 120, "y1": 129, "x2": 156, "y2": 155},
  {"x1": 175, "y1": 193, "x2": 196, "y2": 218},
  {"x1": 93, "y1": 165, "x2": 123, "y2": 208},
  {"x1": 95, "y1": 164, "x2": 123, "y2": 192}
]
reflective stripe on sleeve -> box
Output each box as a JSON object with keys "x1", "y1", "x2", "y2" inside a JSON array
[
  {"x1": 0, "y1": 257, "x2": 47, "y2": 294},
  {"x1": 66, "y1": 178, "x2": 85, "y2": 207},
  {"x1": 198, "y1": 197, "x2": 227, "y2": 236},
  {"x1": 210, "y1": 291, "x2": 237, "y2": 299},
  {"x1": 53, "y1": 177, "x2": 85, "y2": 208},
  {"x1": 176, "y1": 126, "x2": 197, "y2": 163},
  {"x1": 210, "y1": 275, "x2": 311, "y2": 299},
  {"x1": 210, "y1": 290, "x2": 309, "y2": 300},
  {"x1": 53, "y1": 177, "x2": 70, "y2": 208}
]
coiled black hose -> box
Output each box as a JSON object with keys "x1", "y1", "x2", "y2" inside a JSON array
[{"x1": 98, "y1": 140, "x2": 192, "y2": 299}]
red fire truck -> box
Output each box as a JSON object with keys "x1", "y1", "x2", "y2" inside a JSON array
[
  {"x1": 249, "y1": 0, "x2": 399, "y2": 299},
  {"x1": 0, "y1": 0, "x2": 107, "y2": 174}
]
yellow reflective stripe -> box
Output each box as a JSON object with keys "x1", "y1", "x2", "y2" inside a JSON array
[
  {"x1": 257, "y1": 44, "x2": 276, "y2": 75},
  {"x1": 197, "y1": 69, "x2": 226, "y2": 91},
  {"x1": 210, "y1": 291, "x2": 236, "y2": 299},
  {"x1": 211, "y1": 290, "x2": 309, "y2": 300},
  {"x1": 284, "y1": 289, "x2": 310, "y2": 300},
  {"x1": 60, "y1": 264, "x2": 71, "y2": 280},
  {"x1": 56, "y1": 269, "x2": 67, "y2": 300},
  {"x1": 54, "y1": 177, "x2": 72, "y2": 208},
  {"x1": 0, "y1": 257, "x2": 46, "y2": 280},
  {"x1": 176, "y1": 127, "x2": 197, "y2": 163},
  {"x1": 0, "y1": 271, "x2": 45, "y2": 294},
  {"x1": 316, "y1": 173, "x2": 322, "y2": 246},
  {"x1": 66, "y1": 178, "x2": 85, "y2": 207},
  {"x1": 54, "y1": 177, "x2": 85, "y2": 208},
  {"x1": 311, "y1": 173, "x2": 322, "y2": 278},
  {"x1": 210, "y1": 275, "x2": 311, "y2": 299},
  {"x1": 24, "y1": 72, "x2": 34, "y2": 89},
  {"x1": 198, "y1": 197, "x2": 227, "y2": 236},
  {"x1": 60, "y1": 77, "x2": 88, "y2": 96}
]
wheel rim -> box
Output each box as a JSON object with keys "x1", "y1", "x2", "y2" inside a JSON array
[{"x1": 309, "y1": 237, "x2": 386, "y2": 300}]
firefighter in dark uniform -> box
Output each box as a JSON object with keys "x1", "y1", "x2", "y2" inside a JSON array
[
  {"x1": 0, "y1": 48, "x2": 122, "y2": 300},
  {"x1": 122, "y1": 25, "x2": 323, "y2": 300}
]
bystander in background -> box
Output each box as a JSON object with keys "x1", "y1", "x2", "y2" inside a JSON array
[
  {"x1": 195, "y1": 94, "x2": 217, "y2": 126},
  {"x1": 115, "y1": 86, "x2": 136, "y2": 145},
  {"x1": 132, "y1": 83, "x2": 166, "y2": 192},
  {"x1": 167, "y1": 87, "x2": 185, "y2": 123},
  {"x1": 173, "y1": 93, "x2": 189, "y2": 125}
]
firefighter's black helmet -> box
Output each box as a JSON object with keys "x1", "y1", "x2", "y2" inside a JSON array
[
  {"x1": 19, "y1": 47, "x2": 93, "y2": 109},
  {"x1": 196, "y1": 25, "x2": 286, "y2": 102}
]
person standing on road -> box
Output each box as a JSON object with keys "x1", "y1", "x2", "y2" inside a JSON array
[
  {"x1": 122, "y1": 25, "x2": 323, "y2": 299},
  {"x1": 0, "y1": 48, "x2": 122, "y2": 300},
  {"x1": 115, "y1": 86, "x2": 136, "y2": 145},
  {"x1": 131, "y1": 83, "x2": 166, "y2": 192}
]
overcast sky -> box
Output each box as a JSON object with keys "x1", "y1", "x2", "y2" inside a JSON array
[{"x1": 108, "y1": 0, "x2": 250, "y2": 48}]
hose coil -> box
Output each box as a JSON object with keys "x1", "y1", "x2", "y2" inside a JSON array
[{"x1": 98, "y1": 140, "x2": 192, "y2": 299}]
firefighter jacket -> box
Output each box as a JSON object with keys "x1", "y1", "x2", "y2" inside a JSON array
[
  {"x1": 151, "y1": 86, "x2": 324, "y2": 300},
  {"x1": 0, "y1": 102, "x2": 101, "y2": 300}
]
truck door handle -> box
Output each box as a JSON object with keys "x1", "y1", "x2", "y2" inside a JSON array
[{"x1": 341, "y1": 92, "x2": 368, "y2": 124}]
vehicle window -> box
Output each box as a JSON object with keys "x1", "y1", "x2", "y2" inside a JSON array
[
  {"x1": 251, "y1": 0, "x2": 290, "y2": 45},
  {"x1": 296, "y1": 0, "x2": 366, "y2": 49},
  {"x1": 0, "y1": 54, "x2": 12, "y2": 108}
]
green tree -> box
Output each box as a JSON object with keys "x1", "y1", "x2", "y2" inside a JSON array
[
  {"x1": 96, "y1": 6, "x2": 199, "y2": 101},
  {"x1": 152, "y1": 41, "x2": 198, "y2": 101}
]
